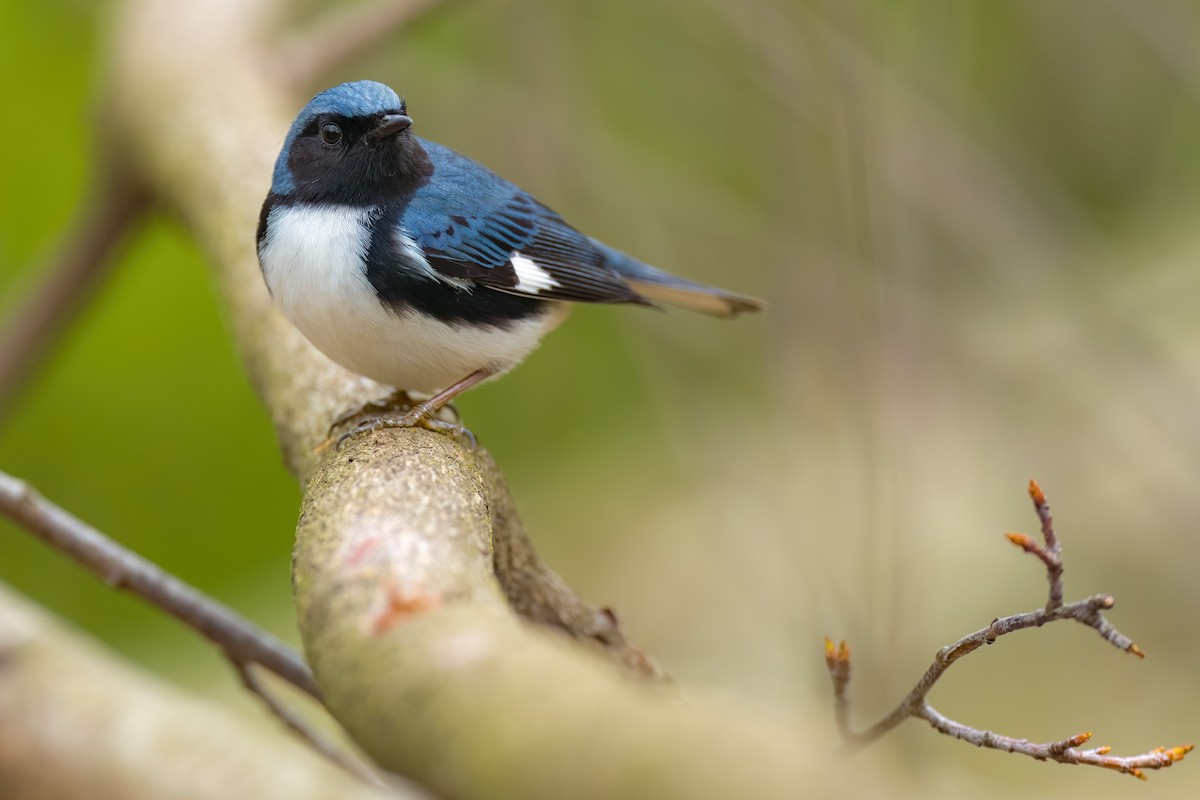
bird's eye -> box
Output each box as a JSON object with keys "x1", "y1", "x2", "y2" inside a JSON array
[{"x1": 319, "y1": 122, "x2": 342, "y2": 145}]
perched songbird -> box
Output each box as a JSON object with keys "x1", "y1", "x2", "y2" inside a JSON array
[{"x1": 257, "y1": 80, "x2": 763, "y2": 436}]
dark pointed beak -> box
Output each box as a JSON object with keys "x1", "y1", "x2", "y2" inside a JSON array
[{"x1": 367, "y1": 113, "x2": 413, "y2": 142}]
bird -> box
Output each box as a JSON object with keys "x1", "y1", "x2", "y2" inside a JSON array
[{"x1": 257, "y1": 80, "x2": 763, "y2": 442}]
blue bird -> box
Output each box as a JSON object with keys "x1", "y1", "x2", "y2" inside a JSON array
[{"x1": 257, "y1": 80, "x2": 763, "y2": 438}]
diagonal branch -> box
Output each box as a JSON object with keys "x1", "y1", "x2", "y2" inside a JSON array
[
  {"x1": 0, "y1": 584, "x2": 410, "y2": 800},
  {"x1": 0, "y1": 468, "x2": 402, "y2": 786},
  {"x1": 825, "y1": 480, "x2": 1190, "y2": 779},
  {"x1": 0, "y1": 468, "x2": 317, "y2": 698}
]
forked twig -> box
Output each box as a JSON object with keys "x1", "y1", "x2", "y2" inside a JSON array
[{"x1": 825, "y1": 480, "x2": 1191, "y2": 780}]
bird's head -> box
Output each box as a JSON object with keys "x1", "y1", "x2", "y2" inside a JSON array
[{"x1": 269, "y1": 80, "x2": 431, "y2": 204}]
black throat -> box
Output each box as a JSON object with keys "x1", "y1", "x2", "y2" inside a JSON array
[
  {"x1": 263, "y1": 115, "x2": 549, "y2": 329},
  {"x1": 287, "y1": 118, "x2": 434, "y2": 207}
]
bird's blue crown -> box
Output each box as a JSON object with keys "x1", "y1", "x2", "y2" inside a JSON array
[{"x1": 271, "y1": 80, "x2": 404, "y2": 195}]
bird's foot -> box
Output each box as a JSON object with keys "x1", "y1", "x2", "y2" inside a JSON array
[
  {"x1": 315, "y1": 371, "x2": 488, "y2": 454},
  {"x1": 326, "y1": 389, "x2": 416, "y2": 437},
  {"x1": 333, "y1": 409, "x2": 475, "y2": 452},
  {"x1": 314, "y1": 393, "x2": 474, "y2": 453}
]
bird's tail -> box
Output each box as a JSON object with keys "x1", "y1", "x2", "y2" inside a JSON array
[{"x1": 594, "y1": 239, "x2": 766, "y2": 319}]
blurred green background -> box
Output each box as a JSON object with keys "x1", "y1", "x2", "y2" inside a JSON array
[{"x1": 2, "y1": 0, "x2": 1198, "y2": 795}]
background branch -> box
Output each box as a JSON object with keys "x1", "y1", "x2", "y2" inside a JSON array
[
  {"x1": 279, "y1": 0, "x2": 454, "y2": 87},
  {"x1": 826, "y1": 481, "x2": 1191, "y2": 779},
  {"x1": 0, "y1": 468, "x2": 399, "y2": 785},
  {"x1": 0, "y1": 468, "x2": 317, "y2": 698},
  {"x1": 0, "y1": 158, "x2": 148, "y2": 417},
  {"x1": 0, "y1": 583, "x2": 421, "y2": 800},
  {"x1": 916, "y1": 705, "x2": 1191, "y2": 781},
  {"x1": 233, "y1": 661, "x2": 392, "y2": 790}
]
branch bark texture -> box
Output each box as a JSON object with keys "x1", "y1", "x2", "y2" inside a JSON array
[{"x1": 294, "y1": 433, "x2": 813, "y2": 798}]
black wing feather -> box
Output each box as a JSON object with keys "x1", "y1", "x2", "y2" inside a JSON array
[{"x1": 405, "y1": 180, "x2": 646, "y2": 304}]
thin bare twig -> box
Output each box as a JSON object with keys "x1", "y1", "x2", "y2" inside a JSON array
[
  {"x1": 1022, "y1": 479, "x2": 1064, "y2": 610},
  {"x1": 0, "y1": 164, "x2": 149, "y2": 417},
  {"x1": 0, "y1": 469, "x2": 402, "y2": 787},
  {"x1": 825, "y1": 479, "x2": 1191, "y2": 779},
  {"x1": 824, "y1": 638, "x2": 852, "y2": 740},
  {"x1": 917, "y1": 705, "x2": 1191, "y2": 780},
  {"x1": 0, "y1": 469, "x2": 318, "y2": 697},
  {"x1": 233, "y1": 661, "x2": 390, "y2": 789},
  {"x1": 279, "y1": 0, "x2": 454, "y2": 88}
]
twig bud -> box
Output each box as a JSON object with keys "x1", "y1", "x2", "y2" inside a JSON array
[{"x1": 1028, "y1": 478, "x2": 1046, "y2": 507}]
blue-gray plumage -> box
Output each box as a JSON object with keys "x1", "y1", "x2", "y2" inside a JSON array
[{"x1": 257, "y1": 80, "x2": 763, "y2": 435}]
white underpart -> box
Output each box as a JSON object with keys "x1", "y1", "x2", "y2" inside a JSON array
[
  {"x1": 510, "y1": 253, "x2": 559, "y2": 294},
  {"x1": 259, "y1": 204, "x2": 562, "y2": 393}
]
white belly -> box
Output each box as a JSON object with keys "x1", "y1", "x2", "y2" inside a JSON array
[{"x1": 258, "y1": 204, "x2": 560, "y2": 393}]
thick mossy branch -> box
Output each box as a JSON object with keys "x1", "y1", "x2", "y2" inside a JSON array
[{"x1": 293, "y1": 428, "x2": 817, "y2": 799}]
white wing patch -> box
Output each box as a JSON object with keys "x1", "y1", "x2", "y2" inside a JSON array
[
  {"x1": 396, "y1": 229, "x2": 472, "y2": 290},
  {"x1": 510, "y1": 253, "x2": 559, "y2": 294}
]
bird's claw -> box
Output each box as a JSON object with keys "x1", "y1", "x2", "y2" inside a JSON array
[
  {"x1": 421, "y1": 417, "x2": 477, "y2": 452},
  {"x1": 314, "y1": 385, "x2": 475, "y2": 454},
  {"x1": 316, "y1": 410, "x2": 476, "y2": 453},
  {"x1": 326, "y1": 389, "x2": 415, "y2": 437}
]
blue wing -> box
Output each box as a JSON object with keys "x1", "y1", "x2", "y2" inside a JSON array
[{"x1": 401, "y1": 139, "x2": 647, "y2": 305}]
